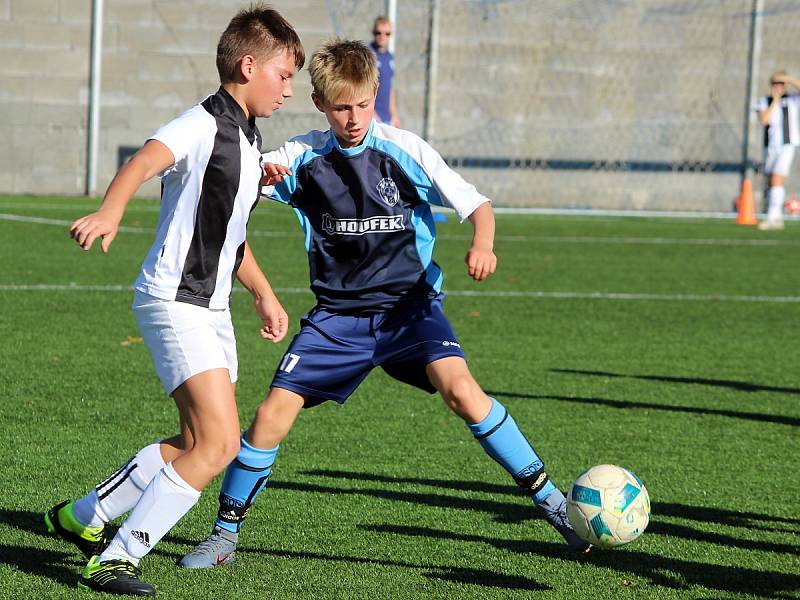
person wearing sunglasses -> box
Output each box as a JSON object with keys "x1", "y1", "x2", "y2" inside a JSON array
[
  {"x1": 369, "y1": 16, "x2": 401, "y2": 127},
  {"x1": 756, "y1": 70, "x2": 800, "y2": 230}
]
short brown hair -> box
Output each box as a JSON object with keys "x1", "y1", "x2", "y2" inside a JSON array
[
  {"x1": 309, "y1": 39, "x2": 378, "y2": 104},
  {"x1": 216, "y1": 4, "x2": 305, "y2": 84}
]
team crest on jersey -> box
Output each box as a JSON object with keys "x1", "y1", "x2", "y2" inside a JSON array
[{"x1": 376, "y1": 177, "x2": 399, "y2": 206}]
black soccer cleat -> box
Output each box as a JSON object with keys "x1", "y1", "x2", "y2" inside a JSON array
[
  {"x1": 44, "y1": 500, "x2": 111, "y2": 558},
  {"x1": 78, "y1": 556, "x2": 156, "y2": 596}
]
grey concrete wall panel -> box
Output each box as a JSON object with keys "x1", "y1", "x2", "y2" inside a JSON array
[{"x1": 2, "y1": 0, "x2": 799, "y2": 210}]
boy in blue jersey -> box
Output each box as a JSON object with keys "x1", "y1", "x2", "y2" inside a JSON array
[{"x1": 180, "y1": 39, "x2": 590, "y2": 569}]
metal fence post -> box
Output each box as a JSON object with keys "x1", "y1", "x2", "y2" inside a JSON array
[
  {"x1": 85, "y1": 0, "x2": 104, "y2": 196},
  {"x1": 422, "y1": 0, "x2": 440, "y2": 142},
  {"x1": 741, "y1": 0, "x2": 764, "y2": 184}
]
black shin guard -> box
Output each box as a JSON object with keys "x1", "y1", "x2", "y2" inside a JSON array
[{"x1": 514, "y1": 466, "x2": 550, "y2": 496}]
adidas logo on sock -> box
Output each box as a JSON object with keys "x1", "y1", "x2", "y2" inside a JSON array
[{"x1": 131, "y1": 530, "x2": 151, "y2": 547}]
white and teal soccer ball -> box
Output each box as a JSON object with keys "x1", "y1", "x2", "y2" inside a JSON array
[{"x1": 566, "y1": 464, "x2": 650, "y2": 548}]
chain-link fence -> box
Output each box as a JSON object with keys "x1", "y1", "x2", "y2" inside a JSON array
[
  {"x1": 2, "y1": 0, "x2": 800, "y2": 210},
  {"x1": 381, "y1": 0, "x2": 800, "y2": 211}
]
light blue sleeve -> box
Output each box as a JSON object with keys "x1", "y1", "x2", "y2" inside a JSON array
[
  {"x1": 261, "y1": 130, "x2": 334, "y2": 205},
  {"x1": 371, "y1": 124, "x2": 490, "y2": 222}
]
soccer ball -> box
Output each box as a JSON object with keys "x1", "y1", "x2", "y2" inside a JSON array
[
  {"x1": 566, "y1": 464, "x2": 650, "y2": 548},
  {"x1": 784, "y1": 197, "x2": 800, "y2": 216}
]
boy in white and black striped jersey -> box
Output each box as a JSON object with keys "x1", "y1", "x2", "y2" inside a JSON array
[
  {"x1": 756, "y1": 70, "x2": 800, "y2": 230},
  {"x1": 44, "y1": 6, "x2": 304, "y2": 596}
]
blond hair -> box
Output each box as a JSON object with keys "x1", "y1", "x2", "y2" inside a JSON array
[
  {"x1": 373, "y1": 16, "x2": 391, "y2": 31},
  {"x1": 216, "y1": 4, "x2": 305, "y2": 84},
  {"x1": 770, "y1": 69, "x2": 787, "y2": 85},
  {"x1": 308, "y1": 39, "x2": 378, "y2": 104}
]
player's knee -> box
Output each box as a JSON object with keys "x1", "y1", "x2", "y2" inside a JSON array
[
  {"x1": 220, "y1": 433, "x2": 242, "y2": 465},
  {"x1": 253, "y1": 401, "x2": 295, "y2": 444},
  {"x1": 441, "y1": 374, "x2": 483, "y2": 414},
  {"x1": 195, "y1": 434, "x2": 241, "y2": 475}
]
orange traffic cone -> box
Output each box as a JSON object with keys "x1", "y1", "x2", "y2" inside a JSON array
[{"x1": 736, "y1": 178, "x2": 757, "y2": 225}]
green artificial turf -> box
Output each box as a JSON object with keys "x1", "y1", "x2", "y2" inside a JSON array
[{"x1": 0, "y1": 195, "x2": 798, "y2": 599}]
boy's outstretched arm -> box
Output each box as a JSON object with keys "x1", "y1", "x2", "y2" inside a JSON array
[
  {"x1": 261, "y1": 161, "x2": 292, "y2": 186},
  {"x1": 774, "y1": 73, "x2": 800, "y2": 90},
  {"x1": 70, "y1": 139, "x2": 175, "y2": 253},
  {"x1": 465, "y1": 201, "x2": 497, "y2": 281},
  {"x1": 236, "y1": 241, "x2": 289, "y2": 343}
]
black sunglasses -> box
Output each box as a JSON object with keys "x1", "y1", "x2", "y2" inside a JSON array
[{"x1": 373, "y1": 30, "x2": 391, "y2": 36}]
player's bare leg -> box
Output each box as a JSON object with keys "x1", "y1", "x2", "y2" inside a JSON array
[
  {"x1": 80, "y1": 370, "x2": 240, "y2": 595},
  {"x1": 427, "y1": 357, "x2": 590, "y2": 554},
  {"x1": 179, "y1": 387, "x2": 305, "y2": 569}
]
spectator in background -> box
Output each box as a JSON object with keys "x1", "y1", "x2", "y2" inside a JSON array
[
  {"x1": 757, "y1": 70, "x2": 800, "y2": 230},
  {"x1": 369, "y1": 15, "x2": 400, "y2": 127}
]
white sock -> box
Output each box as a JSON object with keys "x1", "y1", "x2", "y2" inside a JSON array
[
  {"x1": 72, "y1": 442, "x2": 167, "y2": 527},
  {"x1": 767, "y1": 186, "x2": 785, "y2": 222},
  {"x1": 100, "y1": 462, "x2": 200, "y2": 565}
]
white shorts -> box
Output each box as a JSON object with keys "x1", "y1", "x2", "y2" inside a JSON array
[
  {"x1": 132, "y1": 290, "x2": 238, "y2": 395},
  {"x1": 764, "y1": 145, "x2": 796, "y2": 177}
]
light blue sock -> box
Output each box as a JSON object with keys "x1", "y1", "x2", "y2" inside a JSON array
[
  {"x1": 214, "y1": 433, "x2": 278, "y2": 533},
  {"x1": 468, "y1": 398, "x2": 557, "y2": 504}
]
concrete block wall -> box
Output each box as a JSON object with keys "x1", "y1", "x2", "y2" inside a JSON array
[{"x1": 1, "y1": 0, "x2": 798, "y2": 209}]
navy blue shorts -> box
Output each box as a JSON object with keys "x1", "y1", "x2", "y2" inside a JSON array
[{"x1": 270, "y1": 294, "x2": 466, "y2": 406}]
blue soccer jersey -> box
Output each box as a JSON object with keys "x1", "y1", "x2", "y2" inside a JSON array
[
  {"x1": 369, "y1": 41, "x2": 395, "y2": 123},
  {"x1": 262, "y1": 120, "x2": 490, "y2": 312}
]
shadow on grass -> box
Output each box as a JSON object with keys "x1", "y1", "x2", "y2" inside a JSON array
[
  {"x1": 272, "y1": 480, "x2": 532, "y2": 524},
  {"x1": 362, "y1": 524, "x2": 800, "y2": 598},
  {"x1": 486, "y1": 389, "x2": 800, "y2": 427},
  {"x1": 0, "y1": 508, "x2": 177, "y2": 588},
  {"x1": 647, "y1": 520, "x2": 799, "y2": 556},
  {"x1": 551, "y1": 368, "x2": 800, "y2": 395},
  {"x1": 0, "y1": 543, "x2": 80, "y2": 588},
  {"x1": 0, "y1": 507, "x2": 546, "y2": 592},
  {"x1": 4, "y1": 490, "x2": 797, "y2": 597},
  {"x1": 298, "y1": 470, "x2": 800, "y2": 543},
  {"x1": 0, "y1": 509, "x2": 83, "y2": 587},
  {"x1": 173, "y1": 536, "x2": 550, "y2": 592}
]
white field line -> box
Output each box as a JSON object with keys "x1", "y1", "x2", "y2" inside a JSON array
[
  {"x1": 0, "y1": 213, "x2": 295, "y2": 238},
  {"x1": 2, "y1": 283, "x2": 799, "y2": 303},
  {"x1": 0, "y1": 202, "x2": 163, "y2": 212},
  {"x1": 1, "y1": 212, "x2": 796, "y2": 247},
  {"x1": 0, "y1": 201, "x2": 789, "y2": 220}
]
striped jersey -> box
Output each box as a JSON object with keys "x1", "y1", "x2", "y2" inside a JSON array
[
  {"x1": 262, "y1": 120, "x2": 490, "y2": 312},
  {"x1": 133, "y1": 88, "x2": 263, "y2": 309},
  {"x1": 757, "y1": 93, "x2": 800, "y2": 147}
]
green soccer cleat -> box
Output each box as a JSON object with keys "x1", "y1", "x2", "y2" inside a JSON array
[
  {"x1": 78, "y1": 555, "x2": 156, "y2": 596},
  {"x1": 44, "y1": 500, "x2": 110, "y2": 558}
]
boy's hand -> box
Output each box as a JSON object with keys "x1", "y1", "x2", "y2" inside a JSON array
[
  {"x1": 70, "y1": 209, "x2": 122, "y2": 253},
  {"x1": 465, "y1": 244, "x2": 497, "y2": 281},
  {"x1": 262, "y1": 162, "x2": 292, "y2": 186},
  {"x1": 254, "y1": 293, "x2": 289, "y2": 343}
]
